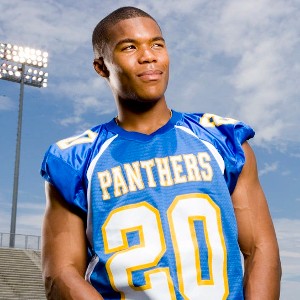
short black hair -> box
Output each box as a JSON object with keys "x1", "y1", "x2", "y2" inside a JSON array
[{"x1": 92, "y1": 6, "x2": 159, "y2": 58}]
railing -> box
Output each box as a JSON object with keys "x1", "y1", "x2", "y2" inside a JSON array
[{"x1": 0, "y1": 233, "x2": 41, "y2": 250}]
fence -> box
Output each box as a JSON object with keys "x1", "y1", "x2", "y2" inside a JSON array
[{"x1": 0, "y1": 233, "x2": 41, "y2": 250}]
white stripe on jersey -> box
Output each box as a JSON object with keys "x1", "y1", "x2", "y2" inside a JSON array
[
  {"x1": 175, "y1": 125, "x2": 225, "y2": 175},
  {"x1": 86, "y1": 134, "x2": 118, "y2": 246}
]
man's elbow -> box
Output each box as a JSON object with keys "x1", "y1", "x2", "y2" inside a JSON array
[
  {"x1": 43, "y1": 273, "x2": 61, "y2": 300},
  {"x1": 274, "y1": 249, "x2": 282, "y2": 281},
  {"x1": 42, "y1": 265, "x2": 85, "y2": 299},
  {"x1": 267, "y1": 239, "x2": 282, "y2": 280}
]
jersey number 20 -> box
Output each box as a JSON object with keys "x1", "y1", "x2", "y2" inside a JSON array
[{"x1": 102, "y1": 193, "x2": 229, "y2": 299}]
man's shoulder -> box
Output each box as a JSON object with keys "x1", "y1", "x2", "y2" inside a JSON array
[
  {"x1": 180, "y1": 111, "x2": 240, "y2": 128},
  {"x1": 178, "y1": 111, "x2": 255, "y2": 194},
  {"x1": 177, "y1": 110, "x2": 255, "y2": 156},
  {"x1": 56, "y1": 125, "x2": 104, "y2": 150},
  {"x1": 44, "y1": 121, "x2": 117, "y2": 165},
  {"x1": 177, "y1": 111, "x2": 253, "y2": 140}
]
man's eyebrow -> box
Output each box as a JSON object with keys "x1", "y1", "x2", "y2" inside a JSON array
[
  {"x1": 115, "y1": 38, "x2": 135, "y2": 47},
  {"x1": 152, "y1": 36, "x2": 165, "y2": 43},
  {"x1": 115, "y1": 36, "x2": 165, "y2": 47}
]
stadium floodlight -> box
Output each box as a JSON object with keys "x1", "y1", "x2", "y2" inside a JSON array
[
  {"x1": 0, "y1": 43, "x2": 48, "y2": 88},
  {"x1": 0, "y1": 42, "x2": 49, "y2": 248}
]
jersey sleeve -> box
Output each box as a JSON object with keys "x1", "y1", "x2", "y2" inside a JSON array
[
  {"x1": 182, "y1": 113, "x2": 255, "y2": 194},
  {"x1": 215, "y1": 118, "x2": 255, "y2": 194},
  {"x1": 40, "y1": 129, "x2": 100, "y2": 214},
  {"x1": 41, "y1": 147, "x2": 88, "y2": 213}
]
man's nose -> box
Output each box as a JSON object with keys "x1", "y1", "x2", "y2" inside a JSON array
[{"x1": 138, "y1": 47, "x2": 157, "y2": 64}]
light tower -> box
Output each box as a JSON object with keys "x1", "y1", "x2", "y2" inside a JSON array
[{"x1": 0, "y1": 42, "x2": 48, "y2": 247}]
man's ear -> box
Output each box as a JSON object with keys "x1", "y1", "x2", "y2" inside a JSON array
[{"x1": 93, "y1": 57, "x2": 109, "y2": 78}]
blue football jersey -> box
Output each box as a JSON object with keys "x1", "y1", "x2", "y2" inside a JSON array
[{"x1": 41, "y1": 110, "x2": 255, "y2": 299}]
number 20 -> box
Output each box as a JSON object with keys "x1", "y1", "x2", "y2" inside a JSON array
[{"x1": 102, "y1": 193, "x2": 229, "y2": 299}]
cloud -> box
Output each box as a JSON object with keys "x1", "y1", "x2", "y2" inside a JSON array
[
  {"x1": 151, "y1": 0, "x2": 300, "y2": 146},
  {"x1": 208, "y1": 0, "x2": 300, "y2": 146},
  {"x1": 281, "y1": 170, "x2": 291, "y2": 176},
  {"x1": 274, "y1": 218, "x2": 300, "y2": 299},
  {"x1": 16, "y1": 214, "x2": 43, "y2": 236},
  {"x1": 0, "y1": 0, "x2": 299, "y2": 148},
  {"x1": 258, "y1": 161, "x2": 278, "y2": 176},
  {"x1": 15, "y1": 201, "x2": 45, "y2": 236},
  {"x1": 0, "y1": 211, "x2": 10, "y2": 234},
  {"x1": 17, "y1": 202, "x2": 45, "y2": 211},
  {"x1": 0, "y1": 95, "x2": 15, "y2": 111},
  {"x1": 291, "y1": 153, "x2": 300, "y2": 158},
  {"x1": 0, "y1": 0, "x2": 95, "y2": 54},
  {"x1": 0, "y1": 194, "x2": 45, "y2": 237},
  {"x1": 54, "y1": 77, "x2": 115, "y2": 127},
  {"x1": 0, "y1": 191, "x2": 11, "y2": 233}
]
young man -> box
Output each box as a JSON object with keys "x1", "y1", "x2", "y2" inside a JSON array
[{"x1": 41, "y1": 6, "x2": 281, "y2": 300}]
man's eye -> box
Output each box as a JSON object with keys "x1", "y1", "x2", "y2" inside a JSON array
[
  {"x1": 153, "y1": 43, "x2": 164, "y2": 48},
  {"x1": 122, "y1": 45, "x2": 135, "y2": 51}
]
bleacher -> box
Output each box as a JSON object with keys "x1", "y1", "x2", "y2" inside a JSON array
[{"x1": 0, "y1": 247, "x2": 46, "y2": 299}]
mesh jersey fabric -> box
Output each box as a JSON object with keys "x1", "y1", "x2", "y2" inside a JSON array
[{"x1": 41, "y1": 110, "x2": 255, "y2": 299}]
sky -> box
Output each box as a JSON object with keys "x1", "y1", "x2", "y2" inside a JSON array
[{"x1": 0, "y1": 0, "x2": 299, "y2": 298}]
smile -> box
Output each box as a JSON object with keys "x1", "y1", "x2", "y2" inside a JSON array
[{"x1": 137, "y1": 70, "x2": 163, "y2": 81}]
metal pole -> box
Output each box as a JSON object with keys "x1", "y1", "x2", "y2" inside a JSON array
[{"x1": 9, "y1": 63, "x2": 25, "y2": 248}]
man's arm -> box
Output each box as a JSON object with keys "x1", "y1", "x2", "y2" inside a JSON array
[
  {"x1": 42, "y1": 181, "x2": 103, "y2": 300},
  {"x1": 232, "y1": 142, "x2": 281, "y2": 299}
]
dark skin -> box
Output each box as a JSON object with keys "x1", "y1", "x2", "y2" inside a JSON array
[
  {"x1": 42, "y1": 183, "x2": 103, "y2": 300},
  {"x1": 94, "y1": 17, "x2": 170, "y2": 135},
  {"x1": 42, "y1": 17, "x2": 281, "y2": 299}
]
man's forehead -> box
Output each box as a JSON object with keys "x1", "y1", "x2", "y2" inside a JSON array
[{"x1": 108, "y1": 17, "x2": 162, "y2": 44}]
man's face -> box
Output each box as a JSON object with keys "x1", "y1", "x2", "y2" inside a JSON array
[{"x1": 102, "y1": 17, "x2": 169, "y2": 103}]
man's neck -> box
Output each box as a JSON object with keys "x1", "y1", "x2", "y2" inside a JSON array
[{"x1": 115, "y1": 99, "x2": 171, "y2": 135}]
